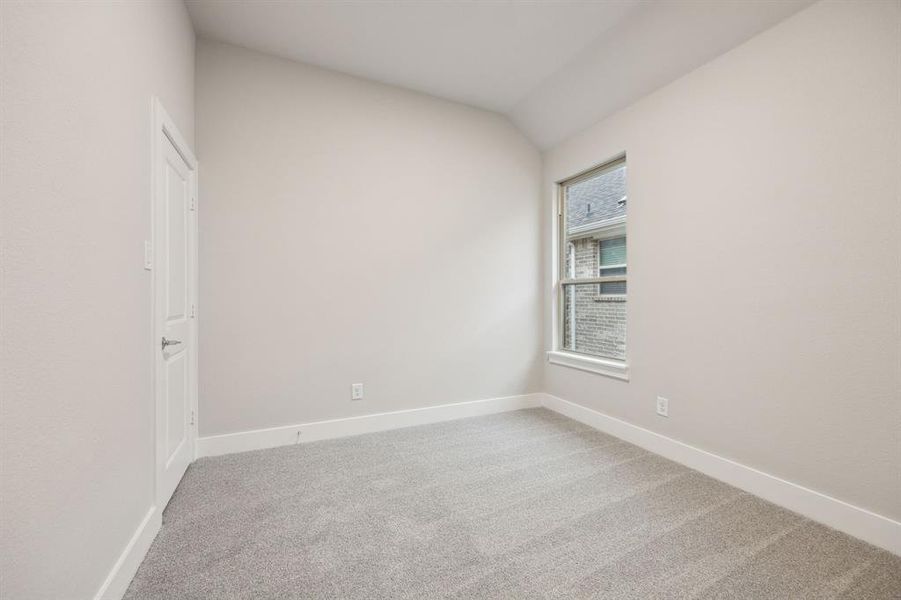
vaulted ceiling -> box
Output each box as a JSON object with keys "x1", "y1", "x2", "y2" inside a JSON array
[{"x1": 186, "y1": 0, "x2": 813, "y2": 149}]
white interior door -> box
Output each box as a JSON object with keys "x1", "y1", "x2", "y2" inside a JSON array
[{"x1": 153, "y1": 100, "x2": 198, "y2": 508}]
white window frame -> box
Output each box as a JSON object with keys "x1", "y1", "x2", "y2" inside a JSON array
[{"x1": 547, "y1": 155, "x2": 629, "y2": 381}]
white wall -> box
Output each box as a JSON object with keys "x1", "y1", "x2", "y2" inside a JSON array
[
  {"x1": 543, "y1": 0, "x2": 900, "y2": 521},
  {"x1": 0, "y1": 2, "x2": 195, "y2": 598},
  {"x1": 196, "y1": 41, "x2": 542, "y2": 437}
]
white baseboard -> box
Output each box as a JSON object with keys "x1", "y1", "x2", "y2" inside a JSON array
[
  {"x1": 93, "y1": 505, "x2": 161, "y2": 600},
  {"x1": 97, "y1": 394, "x2": 537, "y2": 596},
  {"x1": 95, "y1": 390, "x2": 898, "y2": 600},
  {"x1": 197, "y1": 393, "x2": 543, "y2": 458},
  {"x1": 541, "y1": 393, "x2": 901, "y2": 556}
]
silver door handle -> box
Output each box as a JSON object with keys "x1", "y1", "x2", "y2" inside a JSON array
[{"x1": 162, "y1": 337, "x2": 182, "y2": 350}]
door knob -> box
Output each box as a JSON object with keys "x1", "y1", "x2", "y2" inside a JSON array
[{"x1": 161, "y1": 337, "x2": 182, "y2": 350}]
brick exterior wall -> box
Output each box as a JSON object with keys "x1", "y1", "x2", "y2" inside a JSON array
[{"x1": 563, "y1": 237, "x2": 627, "y2": 360}]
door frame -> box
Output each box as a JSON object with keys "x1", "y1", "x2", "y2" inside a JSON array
[{"x1": 150, "y1": 97, "x2": 199, "y2": 508}]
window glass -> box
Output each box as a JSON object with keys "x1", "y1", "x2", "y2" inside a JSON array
[
  {"x1": 599, "y1": 236, "x2": 627, "y2": 295},
  {"x1": 559, "y1": 158, "x2": 627, "y2": 360},
  {"x1": 566, "y1": 164, "x2": 627, "y2": 233},
  {"x1": 562, "y1": 284, "x2": 626, "y2": 360},
  {"x1": 600, "y1": 236, "x2": 626, "y2": 268}
]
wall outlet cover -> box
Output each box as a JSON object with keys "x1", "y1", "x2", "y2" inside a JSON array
[
  {"x1": 351, "y1": 383, "x2": 364, "y2": 400},
  {"x1": 656, "y1": 396, "x2": 669, "y2": 417}
]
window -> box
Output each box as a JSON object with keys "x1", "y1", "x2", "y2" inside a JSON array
[
  {"x1": 555, "y1": 157, "x2": 628, "y2": 373},
  {"x1": 599, "y1": 236, "x2": 626, "y2": 295}
]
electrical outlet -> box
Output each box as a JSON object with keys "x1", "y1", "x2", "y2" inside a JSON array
[
  {"x1": 656, "y1": 396, "x2": 669, "y2": 417},
  {"x1": 351, "y1": 383, "x2": 364, "y2": 401}
]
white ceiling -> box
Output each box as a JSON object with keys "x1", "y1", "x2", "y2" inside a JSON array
[{"x1": 186, "y1": 0, "x2": 814, "y2": 149}]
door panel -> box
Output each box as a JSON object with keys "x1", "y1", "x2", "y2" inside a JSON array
[
  {"x1": 165, "y1": 352, "x2": 187, "y2": 462},
  {"x1": 155, "y1": 113, "x2": 196, "y2": 509},
  {"x1": 166, "y1": 164, "x2": 187, "y2": 321}
]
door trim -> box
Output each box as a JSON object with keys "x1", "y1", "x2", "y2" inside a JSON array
[{"x1": 151, "y1": 97, "x2": 198, "y2": 508}]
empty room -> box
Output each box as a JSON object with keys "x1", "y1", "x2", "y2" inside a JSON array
[{"x1": 2, "y1": 0, "x2": 900, "y2": 598}]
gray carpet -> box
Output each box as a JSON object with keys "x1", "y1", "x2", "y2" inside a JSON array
[{"x1": 125, "y1": 408, "x2": 901, "y2": 599}]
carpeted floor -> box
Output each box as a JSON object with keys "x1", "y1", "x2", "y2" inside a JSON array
[{"x1": 125, "y1": 408, "x2": 901, "y2": 599}]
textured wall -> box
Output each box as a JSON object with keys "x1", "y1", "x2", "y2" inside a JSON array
[
  {"x1": 544, "y1": 0, "x2": 901, "y2": 520},
  {"x1": 196, "y1": 40, "x2": 543, "y2": 437},
  {"x1": 0, "y1": 2, "x2": 195, "y2": 598}
]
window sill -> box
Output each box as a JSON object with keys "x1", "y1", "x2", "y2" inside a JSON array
[{"x1": 547, "y1": 351, "x2": 629, "y2": 381}]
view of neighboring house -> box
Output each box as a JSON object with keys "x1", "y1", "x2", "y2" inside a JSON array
[{"x1": 562, "y1": 161, "x2": 627, "y2": 360}]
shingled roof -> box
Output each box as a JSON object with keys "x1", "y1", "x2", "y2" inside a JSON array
[{"x1": 566, "y1": 164, "x2": 627, "y2": 234}]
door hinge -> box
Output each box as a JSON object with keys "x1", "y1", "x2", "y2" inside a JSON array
[
  {"x1": 190, "y1": 409, "x2": 195, "y2": 426},
  {"x1": 190, "y1": 303, "x2": 196, "y2": 318},
  {"x1": 190, "y1": 195, "x2": 197, "y2": 211}
]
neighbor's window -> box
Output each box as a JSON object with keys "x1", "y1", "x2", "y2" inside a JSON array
[
  {"x1": 560, "y1": 157, "x2": 627, "y2": 361},
  {"x1": 599, "y1": 237, "x2": 626, "y2": 295}
]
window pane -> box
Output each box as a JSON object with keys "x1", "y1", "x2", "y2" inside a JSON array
[
  {"x1": 560, "y1": 157, "x2": 627, "y2": 360},
  {"x1": 567, "y1": 237, "x2": 603, "y2": 280},
  {"x1": 600, "y1": 281, "x2": 627, "y2": 295},
  {"x1": 600, "y1": 236, "x2": 626, "y2": 267},
  {"x1": 599, "y1": 237, "x2": 627, "y2": 295},
  {"x1": 566, "y1": 163, "x2": 627, "y2": 232},
  {"x1": 562, "y1": 283, "x2": 626, "y2": 360}
]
